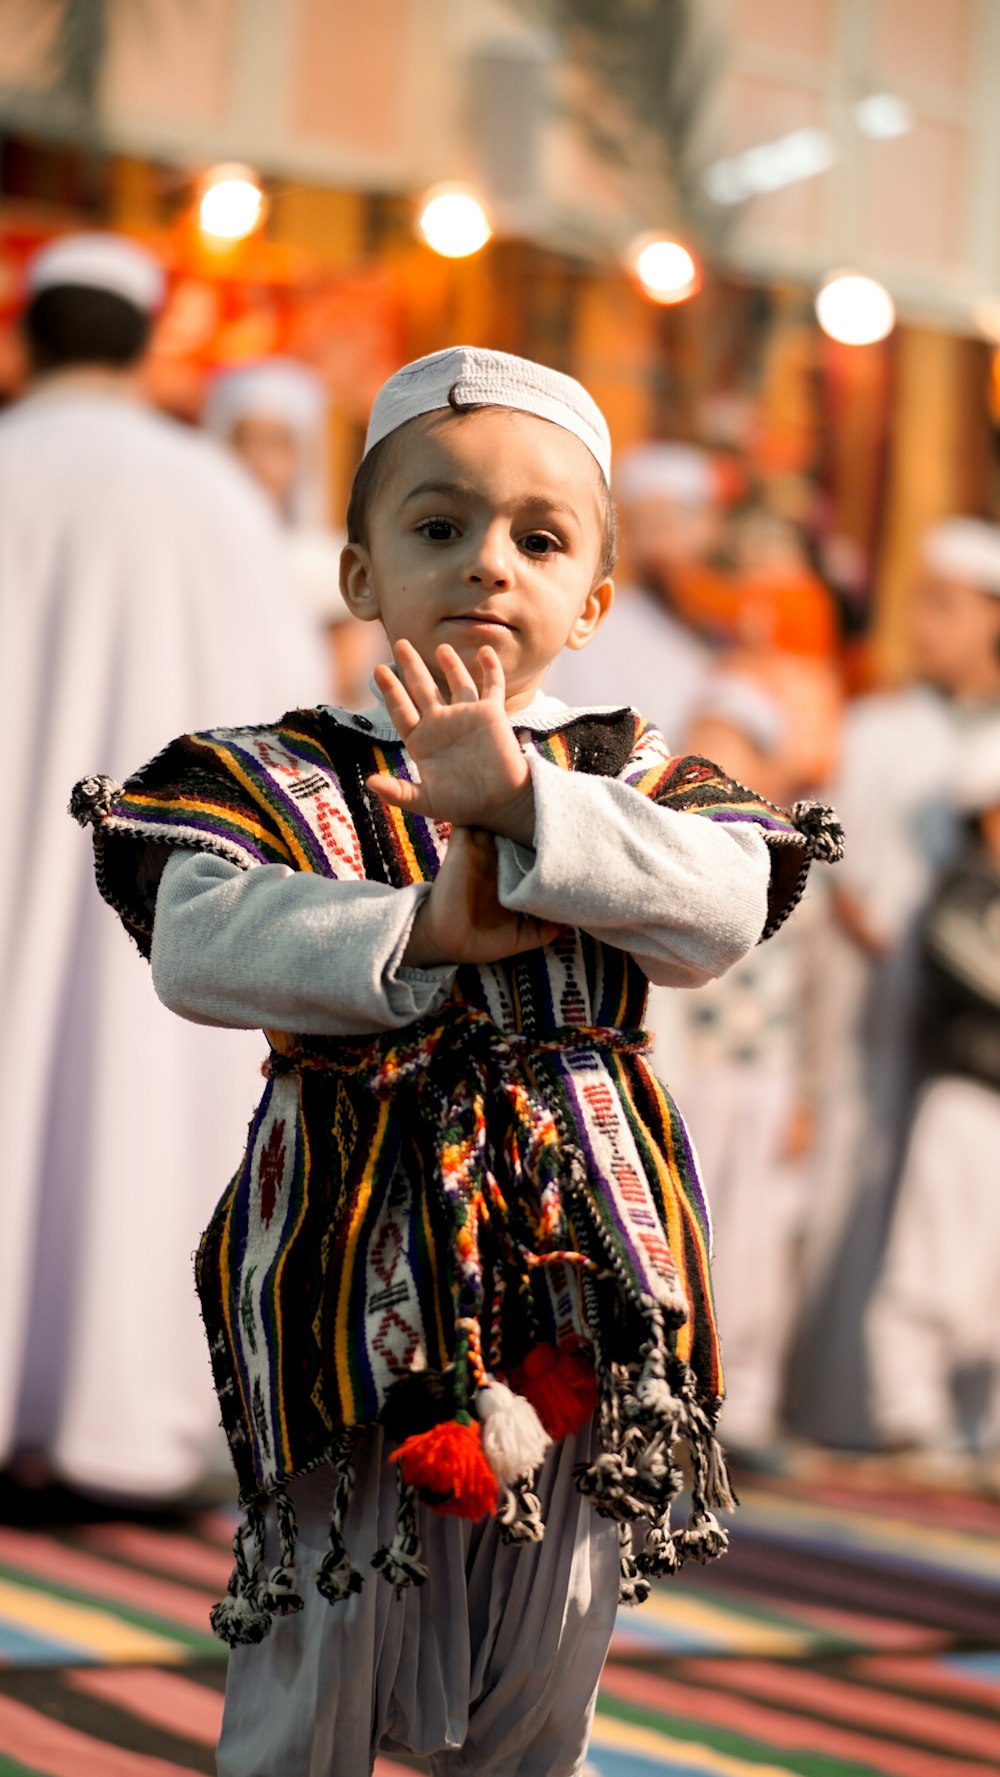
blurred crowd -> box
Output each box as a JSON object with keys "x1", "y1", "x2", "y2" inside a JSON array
[
  {"x1": 559, "y1": 440, "x2": 1000, "y2": 1488},
  {"x1": 3, "y1": 230, "x2": 1000, "y2": 1511}
]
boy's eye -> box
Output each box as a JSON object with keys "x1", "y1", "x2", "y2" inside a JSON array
[
  {"x1": 417, "y1": 517, "x2": 458, "y2": 542},
  {"x1": 520, "y1": 532, "x2": 560, "y2": 556}
]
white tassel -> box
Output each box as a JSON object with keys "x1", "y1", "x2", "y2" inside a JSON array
[{"x1": 477, "y1": 1379, "x2": 550, "y2": 1485}]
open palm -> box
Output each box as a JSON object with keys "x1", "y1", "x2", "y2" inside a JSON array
[{"x1": 367, "y1": 641, "x2": 535, "y2": 841}]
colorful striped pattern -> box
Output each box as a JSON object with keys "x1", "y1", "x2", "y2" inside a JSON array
[
  {"x1": 1, "y1": 1460, "x2": 998, "y2": 1773},
  {"x1": 74, "y1": 704, "x2": 830, "y2": 1627}
]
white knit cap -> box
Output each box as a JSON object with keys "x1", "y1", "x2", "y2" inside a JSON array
[
  {"x1": 955, "y1": 720, "x2": 1000, "y2": 813},
  {"x1": 615, "y1": 442, "x2": 717, "y2": 508},
  {"x1": 922, "y1": 517, "x2": 1000, "y2": 596},
  {"x1": 364, "y1": 345, "x2": 612, "y2": 482},
  {"x1": 203, "y1": 359, "x2": 330, "y2": 525},
  {"x1": 203, "y1": 360, "x2": 327, "y2": 437},
  {"x1": 27, "y1": 232, "x2": 165, "y2": 314}
]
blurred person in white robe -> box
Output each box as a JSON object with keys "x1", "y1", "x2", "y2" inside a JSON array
[
  {"x1": 787, "y1": 518, "x2": 1000, "y2": 1448},
  {"x1": 546, "y1": 441, "x2": 719, "y2": 738},
  {"x1": 867, "y1": 719, "x2": 1000, "y2": 1468},
  {"x1": 679, "y1": 674, "x2": 821, "y2": 1456},
  {"x1": 0, "y1": 234, "x2": 321, "y2": 1503},
  {"x1": 204, "y1": 359, "x2": 380, "y2": 709},
  {"x1": 547, "y1": 443, "x2": 722, "y2": 1082}
]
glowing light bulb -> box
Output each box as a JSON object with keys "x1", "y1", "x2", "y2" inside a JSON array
[
  {"x1": 199, "y1": 166, "x2": 265, "y2": 242},
  {"x1": 815, "y1": 273, "x2": 895, "y2": 345},
  {"x1": 630, "y1": 235, "x2": 699, "y2": 305},
  {"x1": 418, "y1": 189, "x2": 491, "y2": 259}
]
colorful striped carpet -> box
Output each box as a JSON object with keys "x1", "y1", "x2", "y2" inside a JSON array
[{"x1": 0, "y1": 1460, "x2": 998, "y2": 1774}]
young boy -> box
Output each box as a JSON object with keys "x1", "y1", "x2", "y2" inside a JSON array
[{"x1": 72, "y1": 347, "x2": 841, "y2": 1776}]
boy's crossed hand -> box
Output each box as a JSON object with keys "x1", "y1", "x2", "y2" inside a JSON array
[{"x1": 367, "y1": 640, "x2": 564, "y2": 968}]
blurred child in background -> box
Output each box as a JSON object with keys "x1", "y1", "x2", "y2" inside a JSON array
[
  {"x1": 204, "y1": 358, "x2": 380, "y2": 707},
  {"x1": 868, "y1": 720, "x2": 1000, "y2": 1474}
]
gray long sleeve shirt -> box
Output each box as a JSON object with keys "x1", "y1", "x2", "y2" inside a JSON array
[{"x1": 150, "y1": 734, "x2": 772, "y2": 1038}]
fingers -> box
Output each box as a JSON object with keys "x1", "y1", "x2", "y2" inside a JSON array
[
  {"x1": 394, "y1": 640, "x2": 441, "y2": 715},
  {"x1": 477, "y1": 645, "x2": 506, "y2": 705},
  {"x1": 365, "y1": 772, "x2": 426, "y2": 811},
  {"x1": 437, "y1": 644, "x2": 480, "y2": 703},
  {"x1": 517, "y1": 918, "x2": 567, "y2": 952},
  {"x1": 373, "y1": 662, "x2": 420, "y2": 738}
]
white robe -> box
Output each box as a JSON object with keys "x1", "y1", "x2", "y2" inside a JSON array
[
  {"x1": 546, "y1": 586, "x2": 714, "y2": 1083},
  {"x1": 545, "y1": 585, "x2": 712, "y2": 748},
  {"x1": 786, "y1": 685, "x2": 979, "y2": 1446},
  {"x1": 0, "y1": 384, "x2": 323, "y2": 1498},
  {"x1": 867, "y1": 1075, "x2": 1000, "y2": 1451}
]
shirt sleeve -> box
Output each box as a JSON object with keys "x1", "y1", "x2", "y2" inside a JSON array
[
  {"x1": 494, "y1": 749, "x2": 770, "y2": 989},
  {"x1": 150, "y1": 849, "x2": 457, "y2": 1035}
]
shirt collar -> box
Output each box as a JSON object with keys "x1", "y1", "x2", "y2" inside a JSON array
[{"x1": 319, "y1": 672, "x2": 630, "y2": 739}]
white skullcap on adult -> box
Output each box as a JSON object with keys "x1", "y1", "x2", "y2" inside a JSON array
[
  {"x1": 27, "y1": 232, "x2": 165, "y2": 314},
  {"x1": 922, "y1": 517, "x2": 1000, "y2": 596},
  {"x1": 203, "y1": 359, "x2": 327, "y2": 438},
  {"x1": 615, "y1": 442, "x2": 717, "y2": 508},
  {"x1": 364, "y1": 345, "x2": 612, "y2": 483},
  {"x1": 954, "y1": 719, "x2": 1000, "y2": 813},
  {"x1": 203, "y1": 358, "x2": 331, "y2": 528}
]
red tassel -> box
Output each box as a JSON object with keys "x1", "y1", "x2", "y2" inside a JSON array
[
  {"x1": 507, "y1": 1342, "x2": 598, "y2": 1441},
  {"x1": 393, "y1": 1419, "x2": 499, "y2": 1519}
]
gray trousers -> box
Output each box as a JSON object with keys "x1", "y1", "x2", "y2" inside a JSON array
[{"x1": 216, "y1": 1423, "x2": 619, "y2": 1776}]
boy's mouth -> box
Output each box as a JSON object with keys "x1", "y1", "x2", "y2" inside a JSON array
[{"x1": 445, "y1": 611, "x2": 515, "y2": 634}]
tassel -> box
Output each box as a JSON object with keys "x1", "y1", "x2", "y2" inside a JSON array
[
  {"x1": 674, "y1": 1511, "x2": 729, "y2": 1565},
  {"x1": 631, "y1": 1431, "x2": 683, "y2": 1515},
  {"x1": 69, "y1": 774, "x2": 122, "y2": 826},
  {"x1": 315, "y1": 1545, "x2": 364, "y2": 1603},
  {"x1": 792, "y1": 799, "x2": 845, "y2": 864},
  {"x1": 210, "y1": 1508, "x2": 272, "y2": 1647},
  {"x1": 210, "y1": 1587, "x2": 273, "y2": 1647},
  {"x1": 476, "y1": 1379, "x2": 550, "y2": 1485},
  {"x1": 372, "y1": 1465, "x2": 430, "y2": 1591},
  {"x1": 507, "y1": 1342, "x2": 598, "y2": 1441},
  {"x1": 315, "y1": 1431, "x2": 364, "y2": 1604},
  {"x1": 256, "y1": 1488, "x2": 304, "y2": 1618},
  {"x1": 573, "y1": 1449, "x2": 637, "y2": 1520},
  {"x1": 617, "y1": 1521, "x2": 651, "y2": 1607},
  {"x1": 625, "y1": 1309, "x2": 684, "y2": 1432},
  {"x1": 686, "y1": 1394, "x2": 738, "y2": 1519},
  {"x1": 497, "y1": 1476, "x2": 545, "y2": 1545},
  {"x1": 393, "y1": 1417, "x2": 498, "y2": 1519},
  {"x1": 638, "y1": 1517, "x2": 680, "y2": 1577}
]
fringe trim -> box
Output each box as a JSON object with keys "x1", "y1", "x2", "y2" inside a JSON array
[
  {"x1": 573, "y1": 1301, "x2": 735, "y2": 1578},
  {"x1": 372, "y1": 1461, "x2": 429, "y2": 1591},
  {"x1": 497, "y1": 1475, "x2": 545, "y2": 1545},
  {"x1": 315, "y1": 1430, "x2": 364, "y2": 1604}
]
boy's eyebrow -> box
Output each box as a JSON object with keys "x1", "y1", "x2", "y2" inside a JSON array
[
  {"x1": 400, "y1": 478, "x2": 477, "y2": 505},
  {"x1": 399, "y1": 478, "x2": 582, "y2": 520}
]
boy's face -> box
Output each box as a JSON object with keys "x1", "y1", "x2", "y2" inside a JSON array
[
  {"x1": 229, "y1": 415, "x2": 300, "y2": 513},
  {"x1": 911, "y1": 573, "x2": 1000, "y2": 693},
  {"x1": 341, "y1": 408, "x2": 613, "y2": 711}
]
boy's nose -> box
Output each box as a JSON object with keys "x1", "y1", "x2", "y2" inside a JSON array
[
  {"x1": 464, "y1": 529, "x2": 512, "y2": 587},
  {"x1": 465, "y1": 565, "x2": 510, "y2": 587}
]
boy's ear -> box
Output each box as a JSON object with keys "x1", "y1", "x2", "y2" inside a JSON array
[
  {"x1": 565, "y1": 576, "x2": 614, "y2": 651},
  {"x1": 340, "y1": 541, "x2": 380, "y2": 620}
]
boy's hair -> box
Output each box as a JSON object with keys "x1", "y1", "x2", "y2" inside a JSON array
[
  {"x1": 346, "y1": 395, "x2": 617, "y2": 581},
  {"x1": 22, "y1": 285, "x2": 152, "y2": 374}
]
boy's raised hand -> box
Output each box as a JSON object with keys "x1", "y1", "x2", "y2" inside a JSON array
[
  {"x1": 404, "y1": 826, "x2": 564, "y2": 968},
  {"x1": 367, "y1": 640, "x2": 535, "y2": 845}
]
